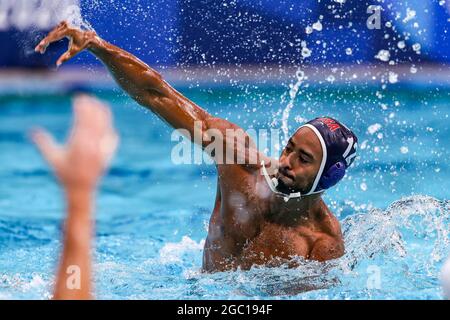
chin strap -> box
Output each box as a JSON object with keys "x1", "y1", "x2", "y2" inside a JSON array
[{"x1": 261, "y1": 161, "x2": 302, "y2": 202}]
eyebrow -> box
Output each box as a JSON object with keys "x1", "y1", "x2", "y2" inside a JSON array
[
  {"x1": 299, "y1": 148, "x2": 314, "y2": 160},
  {"x1": 288, "y1": 138, "x2": 295, "y2": 147}
]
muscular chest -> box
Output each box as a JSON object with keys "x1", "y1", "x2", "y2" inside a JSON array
[{"x1": 239, "y1": 223, "x2": 317, "y2": 267}]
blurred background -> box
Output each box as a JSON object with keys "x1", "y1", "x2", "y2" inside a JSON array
[
  {"x1": 0, "y1": 0, "x2": 448, "y2": 94},
  {"x1": 0, "y1": 0, "x2": 449, "y2": 208}
]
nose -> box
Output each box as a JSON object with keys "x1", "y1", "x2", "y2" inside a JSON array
[{"x1": 279, "y1": 154, "x2": 293, "y2": 172}]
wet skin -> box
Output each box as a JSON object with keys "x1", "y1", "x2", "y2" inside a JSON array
[
  {"x1": 203, "y1": 126, "x2": 344, "y2": 271},
  {"x1": 36, "y1": 22, "x2": 344, "y2": 272}
]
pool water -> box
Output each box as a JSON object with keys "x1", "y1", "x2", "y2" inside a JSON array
[{"x1": 0, "y1": 83, "x2": 449, "y2": 299}]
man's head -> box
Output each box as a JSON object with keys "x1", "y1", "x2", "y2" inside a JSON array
[{"x1": 276, "y1": 117, "x2": 358, "y2": 195}]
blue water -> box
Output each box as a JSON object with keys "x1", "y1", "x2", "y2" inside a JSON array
[{"x1": 0, "y1": 83, "x2": 449, "y2": 299}]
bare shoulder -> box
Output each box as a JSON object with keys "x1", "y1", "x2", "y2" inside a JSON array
[
  {"x1": 309, "y1": 200, "x2": 345, "y2": 261},
  {"x1": 313, "y1": 199, "x2": 342, "y2": 238},
  {"x1": 205, "y1": 116, "x2": 275, "y2": 172}
]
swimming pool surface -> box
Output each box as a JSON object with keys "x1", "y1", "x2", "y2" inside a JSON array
[{"x1": 0, "y1": 83, "x2": 449, "y2": 299}]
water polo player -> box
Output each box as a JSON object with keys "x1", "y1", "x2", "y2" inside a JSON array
[{"x1": 35, "y1": 21, "x2": 358, "y2": 272}]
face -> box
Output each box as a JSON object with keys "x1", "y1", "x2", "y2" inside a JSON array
[{"x1": 276, "y1": 127, "x2": 323, "y2": 194}]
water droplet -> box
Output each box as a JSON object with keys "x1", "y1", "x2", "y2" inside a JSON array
[
  {"x1": 388, "y1": 71, "x2": 398, "y2": 84},
  {"x1": 312, "y1": 21, "x2": 323, "y2": 31},
  {"x1": 375, "y1": 50, "x2": 390, "y2": 62},
  {"x1": 367, "y1": 123, "x2": 382, "y2": 135}
]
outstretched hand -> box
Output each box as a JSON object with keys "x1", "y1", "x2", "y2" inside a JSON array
[
  {"x1": 31, "y1": 95, "x2": 118, "y2": 191},
  {"x1": 35, "y1": 21, "x2": 97, "y2": 67}
]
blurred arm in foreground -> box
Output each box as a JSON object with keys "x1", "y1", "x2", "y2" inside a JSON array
[{"x1": 31, "y1": 95, "x2": 118, "y2": 299}]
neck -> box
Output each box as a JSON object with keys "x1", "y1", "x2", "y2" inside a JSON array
[{"x1": 268, "y1": 190, "x2": 323, "y2": 226}]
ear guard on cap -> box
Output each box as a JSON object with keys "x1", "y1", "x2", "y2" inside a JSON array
[{"x1": 318, "y1": 161, "x2": 346, "y2": 190}]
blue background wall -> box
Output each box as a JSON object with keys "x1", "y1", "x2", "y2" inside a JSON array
[{"x1": 0, "y1": 0, "x2": 449, "y2": 68}]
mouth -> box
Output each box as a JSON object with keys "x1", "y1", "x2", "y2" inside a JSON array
[{"x1": 278, "y1": 169, "x2": 294, "y2": 184}]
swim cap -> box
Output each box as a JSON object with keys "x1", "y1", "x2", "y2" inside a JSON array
[{"x1": 299, "y1": 117, "x2": 358, "y2": 195}]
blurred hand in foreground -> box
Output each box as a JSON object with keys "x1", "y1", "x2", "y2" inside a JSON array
[
  {"x1": 32, "y1": 95, "x2": 118, "y2": 191},
  {"x1": 31, "y1": 94, "x2": 118, "y2": 300}
]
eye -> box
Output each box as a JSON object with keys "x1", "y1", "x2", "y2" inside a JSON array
[{"x1": 299, "y1": 154, "x2": 311, "y2": 163}]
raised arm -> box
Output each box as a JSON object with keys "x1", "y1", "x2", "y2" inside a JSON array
[
  {"x1": 35, "y1": 22, "x2": 212, "y2": 142},
  {"x1": 31, "y1": 95, "x2": 118, "y2": 299},
  {"x1": 35, "y1": 21, "x2": 274, "y2": 169}
]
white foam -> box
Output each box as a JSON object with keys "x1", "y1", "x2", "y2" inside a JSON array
[
  {"x1": 22, "y1": 274, "x2": 47, "y2": 291},
  {"x1": 159, "y1": 236, "x2": 205, "y2": 264}
]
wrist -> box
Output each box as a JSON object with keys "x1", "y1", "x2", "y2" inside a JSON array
[
  {"x1": 86, "y1": 32, "x2": 104, "y2": 53},
  {"x1": 64, "y1": 184, "x2": 94, "y2": 196},
  {"x1": 65, "y1": 187, "x2": 94, "y2": 214}
]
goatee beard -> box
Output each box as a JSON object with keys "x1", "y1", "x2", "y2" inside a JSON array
[{"x1": 276, "y1": 177, "x2": 301, "y2": 194}]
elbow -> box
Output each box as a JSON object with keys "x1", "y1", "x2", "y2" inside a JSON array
[{"x1": 143, "y1": 69, "x2": 163, "y2": 87}]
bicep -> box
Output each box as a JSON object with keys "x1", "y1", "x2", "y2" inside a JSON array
[
  {"x1": 143, "y1": 86, "x2": 270, "y2": 168},
  {"x1": 141, "y1": 85, "x2": 212, "y2": 140}
]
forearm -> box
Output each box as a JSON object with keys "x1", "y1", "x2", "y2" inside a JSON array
[
  {"x1": 53, "y1": 188, "x2": 94, "y2": 300},
  {"x1": 88, "y1": 36, "x2": 164, "y2": 101},
  {"x1": 86, "y1": 35, "x2": 210, "y2": 132},
  {"x1": 36, "y1": 22, "x2": 211, "y2": 132}
]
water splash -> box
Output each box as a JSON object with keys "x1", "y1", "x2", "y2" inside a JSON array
[
  {"x1": 59, "y1": 4, "x2": 93, "y2": 30},
  {"x1": 342, "y1": 195, "x2": 449, "y2": 269},
  {"x1": 21, "y1": 2, "x2": 92, "y2": 57},
  {"x1": 0, "y1": 273, "x2": 51, "y2": 300},
  {"x1": 159, "y1": 236, "x2": 205, "y2": 264},
  {"x1": 281, "y1": 69, "x2": 306, "y2": 146},
  {"x1": 441, "y1": 257, "x2": 450, "y2": 299},
  {"x1": 0, "y1": 195, "x2": 448, "y2": 299},
  {"x1": 167, "y1": 195, "x2": 450, "y2": 299}
]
